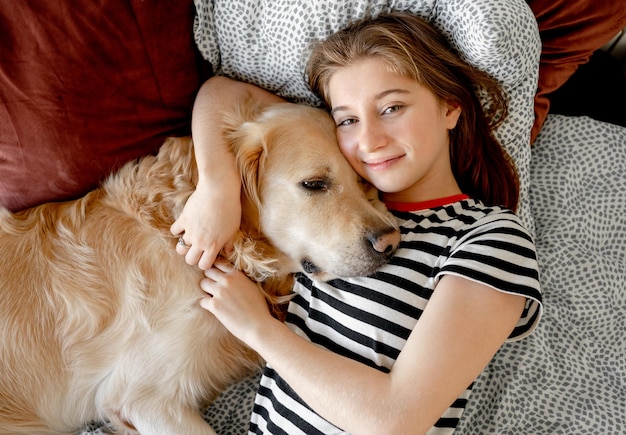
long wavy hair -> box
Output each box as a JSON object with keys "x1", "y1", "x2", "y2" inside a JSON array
[{"x1": 306, "y1": 12, "x2": 519, "y2": 211}]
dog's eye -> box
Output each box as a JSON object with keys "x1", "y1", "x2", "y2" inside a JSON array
[{"x1": 301, "y1": 179, "x2": 328, "y2": 191}]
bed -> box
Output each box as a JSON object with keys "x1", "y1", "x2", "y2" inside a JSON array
[{"x1": 197, "y1": 1, "x2": 626, "y2": 433}]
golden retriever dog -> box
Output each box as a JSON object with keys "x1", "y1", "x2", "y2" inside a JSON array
[{"x1": 0, "y1": 101, "x2": 400, "y2": 435}]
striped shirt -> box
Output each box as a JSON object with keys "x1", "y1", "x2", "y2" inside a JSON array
[{"x1": 249, "y1": 197, "x2": 543, "y2": 434}]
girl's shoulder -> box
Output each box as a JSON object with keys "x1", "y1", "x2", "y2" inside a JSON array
[
  {"x1": 460, "y1": 199, "x2": 527, "y2": 230},
  {"x1": 392, "y1": 198, "x2": 536, "y2": 255},
  {"x1": 392, "y1": 198, "x2": 529, "y2": 234}
]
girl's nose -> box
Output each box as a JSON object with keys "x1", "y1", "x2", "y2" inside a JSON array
[{"x1": 358, "y1": 119, "x2": 387, "y2": 153}]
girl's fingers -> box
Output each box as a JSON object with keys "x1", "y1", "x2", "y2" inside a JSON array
[
  {"x1": 199, "y1": 297, "x2": 213, "y2": 311},
  {"x1": 203, "y1": 265, "x2": 224, "y2": 280},
  {"x1": 185, "y1": 246, "x2": 203, "y2": 266},
  {"x1": 198, "y1": 250, "x2": 218, "y2": 270},
  {"x1": 213, "y1": 258, "x2": 235, "y2": 273},
  {"x1": 201, "y1": 263, "x2": 234, "y2": 296}
]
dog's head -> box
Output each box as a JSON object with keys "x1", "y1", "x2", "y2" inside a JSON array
[{"x1": 223, "y1": 101, "x2": 400, "y2": 281}]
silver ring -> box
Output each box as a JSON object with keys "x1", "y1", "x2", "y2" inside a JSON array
[{"x1": 178, "y1": 237, "x2": 190, "y2": 248}]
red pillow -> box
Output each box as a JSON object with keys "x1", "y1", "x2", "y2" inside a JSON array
[
  {"x1": 0, "y1": 1, "x2": 211, "y2": 211},
  {"x1": 528, "y1": 0, "x2": 626, "y2": 143}
]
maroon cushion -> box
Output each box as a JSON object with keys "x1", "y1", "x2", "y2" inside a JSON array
[
  {"x1": 0, "y1": 0, "x2": 211, "y2": 211},
  {"x1": 528, "y1": 0, "x2": 626, "y2": 142}
]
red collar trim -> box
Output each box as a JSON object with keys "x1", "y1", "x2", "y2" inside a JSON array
[{"x1": 385, "y1": 194, "x2": 470, "y2": 212}]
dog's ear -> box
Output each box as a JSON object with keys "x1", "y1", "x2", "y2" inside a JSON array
[
  {"x1": 222, "y1": 99, "x2": 271, "y2": 219},
  {"x1": 232, "y1": 125, "x2": 266, "y2": 215},
  {"x1": 222, "y1": 97, "x2": 265, "y2": 127}
]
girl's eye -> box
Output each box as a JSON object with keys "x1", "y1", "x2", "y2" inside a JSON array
[
  {"x1": 383, "y1": 104, "x2": 401, "y2": 115},
  {"x1": 337, "y1": 117, "x2": 357, "y2": 127}
]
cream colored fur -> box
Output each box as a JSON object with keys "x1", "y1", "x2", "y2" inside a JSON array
[{"x1": 0, "y1": 101, "x2": 399, "y2": 435}]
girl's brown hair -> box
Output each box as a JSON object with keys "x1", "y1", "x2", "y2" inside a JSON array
[{"x1": 306, "y1": 12, "x2": 519, "y2": 211}]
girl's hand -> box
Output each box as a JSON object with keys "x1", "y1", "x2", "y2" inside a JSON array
[
  {"x1": 199, "y1": 260, "x2": 273, "y2": 344},
  {"x1": 171, "y1": 179, "x2": 241, "y2": 270}
]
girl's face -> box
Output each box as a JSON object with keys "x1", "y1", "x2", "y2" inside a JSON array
[{"x1": 327, "y1": 57, "x2": 462, "y2": 204}]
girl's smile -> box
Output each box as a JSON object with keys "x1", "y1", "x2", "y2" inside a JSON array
[{"x1": 364, "y1": 154, "x2": 405, "y2": 171}]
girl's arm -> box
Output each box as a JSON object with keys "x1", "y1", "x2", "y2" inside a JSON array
[
  {"x1": 201, "y1": 263, "x2": 525, "y2": 435},
  {"x1": 170, "y1": 76, "x2": 286, "y2": 269}
]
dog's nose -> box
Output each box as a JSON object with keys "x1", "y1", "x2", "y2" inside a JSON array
[{"x1": 367, "y1": 229, "x2": 401, "y2": 258}]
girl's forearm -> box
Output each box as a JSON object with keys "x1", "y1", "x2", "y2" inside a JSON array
[
  {"x1": 246, "y1": 276, "x2": 525, "y2": 435},
  {"x1": 249, "y1": 318, "x2": 428, "y2": 435},
  {"x1": 191, "y1": 76, "x2": 286, "y2": 184}
]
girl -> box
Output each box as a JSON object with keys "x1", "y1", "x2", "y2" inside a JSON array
[{"x1": 173, "y1": 13, "x2": 542, "y2": 434}]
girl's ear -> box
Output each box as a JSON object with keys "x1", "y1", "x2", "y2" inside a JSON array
[{"x1": 444, "y1": 101, "x2": 462, "y2": 130}]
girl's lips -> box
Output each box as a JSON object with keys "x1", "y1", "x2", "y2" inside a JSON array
[{"x1": 365, "y1": 155, "x2": 403, "y2": 171}]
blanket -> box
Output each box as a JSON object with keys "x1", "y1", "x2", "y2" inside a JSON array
[
  {"x1": 456, "y1": 114, "x2": 626, "y2": 433},
  {"x1": 79, "y1": 115, "x2": 626, "y2": 435}
]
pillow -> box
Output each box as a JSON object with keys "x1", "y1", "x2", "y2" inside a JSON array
[
  {"x1": 0, "y1": 0, "x2": 211, "y2": 212},
  {"x1": 193, "y1": 0, "x2": 540, "y2": 233},
  {"x1": 527, "y1": 0, "x2": 626, "y2": 142}
]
